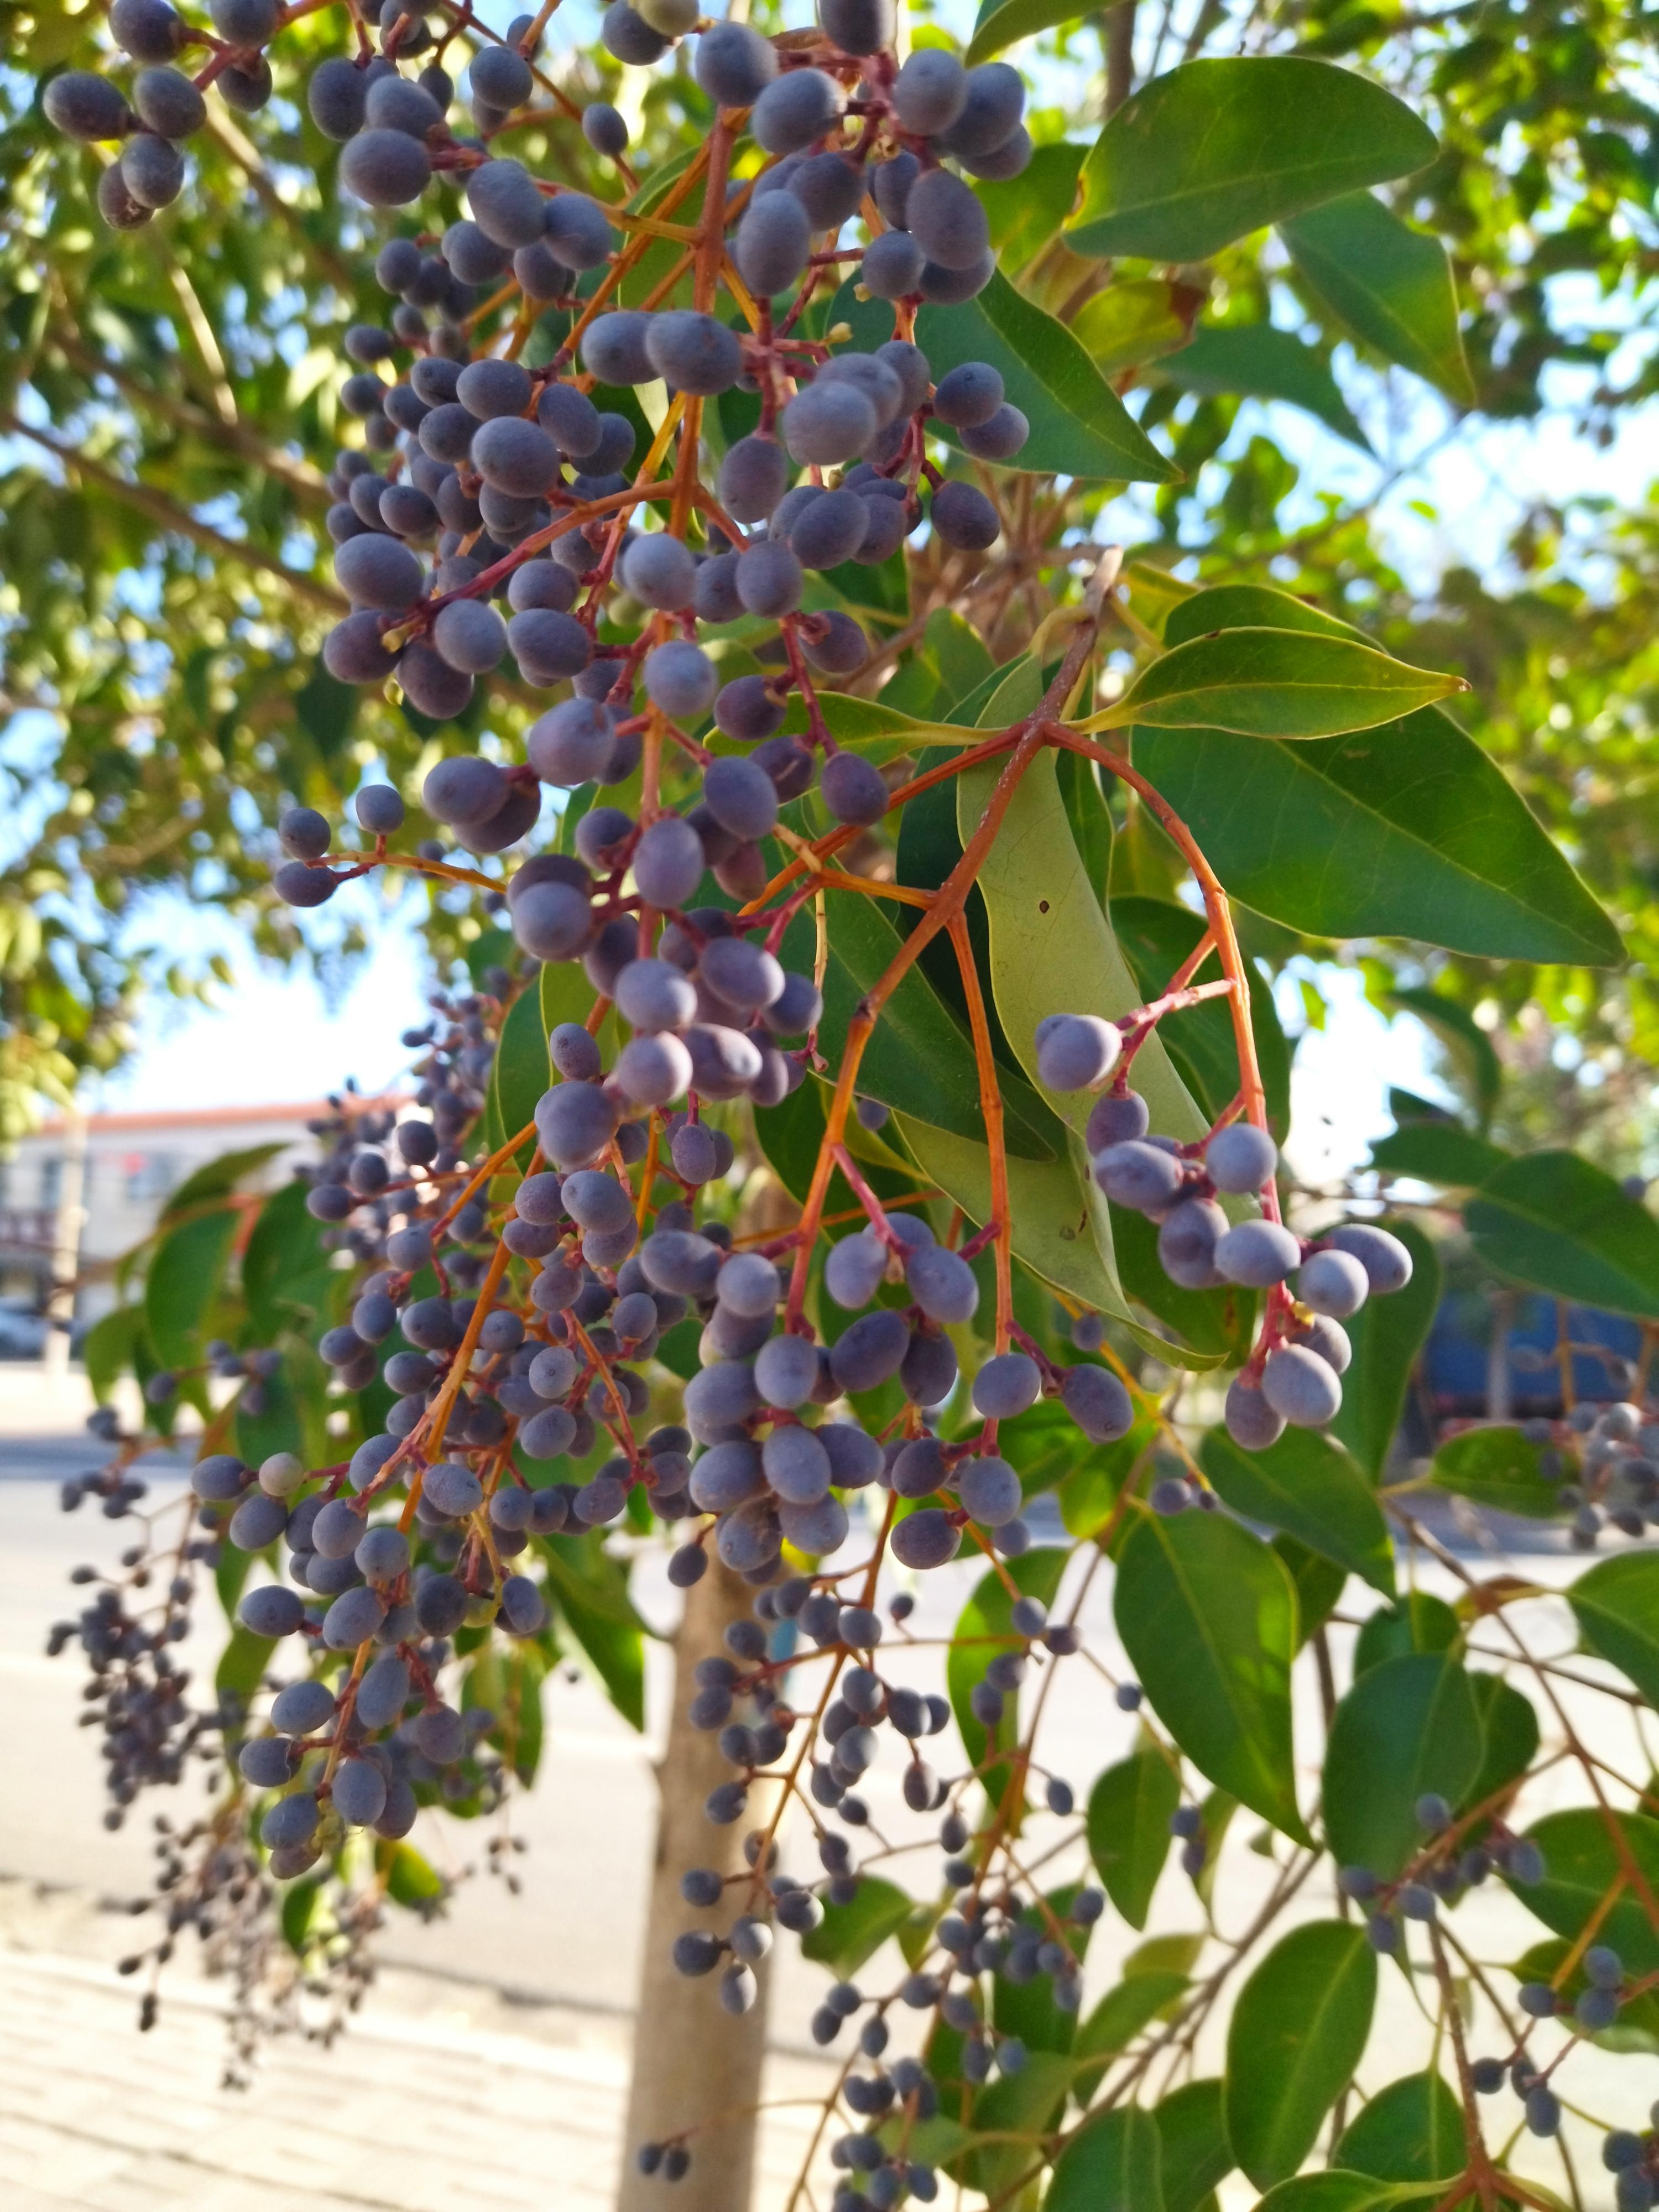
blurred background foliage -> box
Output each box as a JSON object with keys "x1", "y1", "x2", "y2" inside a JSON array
[{"x1": 2, "y1": 0, "x2": 1657, "y2": 1153}]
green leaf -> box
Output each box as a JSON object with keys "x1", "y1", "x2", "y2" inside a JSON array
[
  {"x1": 800, "y1": 1875, "x2": 915, "y2": 1978},
  {"x1": 1201, "y1": 1427, "x2": 1395, "y2": 1595},
  {"x1": 1329, "y1": 1219, "x2": 1441, "y2": 1481},
  {"x1": 1569, "y1": 1552, "x2": 1659, "y2": 1708},
  {"x1": 1073, "y1": 1970, "x2": 1191, "y2": 2101},
  {"x1": 1168, "y1": 586, "x2": 1366, "y2": 649},
  {"x1": 241, "y1": 1178, "x2": 333, "y2": 1340},
  {"x1": 1105, "y1": 628, "x2": 1463, "y2": 739},
  {"x1": 1323, "y1": 1655, "x2": 1484, "y2": 1879},
  {"x1": 160, "y1": 1141, "x2": 285, "y2": 1225},
  {"x1": 1275, "y1": 1535, "x2": 1349, "y2": 1648},
  {"x1": 215, "y1": 1624, "x2": 275, "y2": 1709},
  {"x1": 1369, "y1": 1122, "x2": 1512, "y2": 1187},
  {"x1": 1155, "y1": 2080, "x2": 1233, "y2": 2212},
  {"x1": 1047, "y1": 2105, "x2": 1164, "y2": 2212},
  {"x1": 1465, "y1": 1152, "x2": 1659, "y2": 1318},
  {"x1": 831, "y1": 270, "x2": 1174, "y2": 482},
  {"x1": 1284, "y1": 192, "x2": 1475, "y2": 405},
  {"x1": 947, "y1": 1549, "x2": 1069, "y2": 1802},
  {"x1": 82, "y1": 1303, "x2": 141, "y2": 1402},
  {"x1": 281, "y1": 1877, "x2": 321, "y2": 1951},
  {"x1": 1463, "y1": 1672, "x2": 1540, "y2": 1817},
  {"x1": 482, "y1": 982, "x2": 548, "y2": 1172},
  {"x1": 1224, "y1": 1921, "x2": 1378, "y2": 2188},
  {"x1": 1255, "y1": 2176, "x2": 1445, "y2": 2212},
  {"x1": 1504, "y1": 1809, "x2": 1659, "y2": 1975},
  {"x1": 1066, "y1": 57, "x2": 1438, "y2": 262},
  {"x1": 781, "y1": 891, "x2": 1062, "y2": 1162},
  {"x1": 1159, "y1": 322, "x2": 1371, "y2": 450},
  {"x1": 541, "y1": 1534, "x2": 647, "y2": 1730},
  {"x1": 1110, "y1": 895, "x2": 1291, "y2": 1138},
  {"x1": 1114, "y1": 1511, "x2": 1306, "y2": 1841},
  {"x1": 1134, "y1": 707, "x2": 1623, "y2": 965},
  {"x1": 956, "y1": 746, "x2": 1217, "y2": 1355},
  {"x1": 1110, "y1": 1203, "x2": 1259, "y2": 1361},
  {"x1": 1334, "y1": 2072, "x2": 1470, "y2": 2184},
  {"x1": 1073, "y1": 279, "x2": 1196, "y2": 376},
  {"x1": 1087, "y1": 1747, "x2": 1181, "y2": 1929},
  {"x1": 382, "y1": 1840, "x2": 446, "y2": 1910},
  {"x1": 145, "y1": 1204, "x2": 239, "y2": 1368},
  {"x1": 967, "y1": 0, "x2": 1088, "y2": 67},
  {"x1": 975, "y1": 140, "x2": 1085, "y2": 273},
  {"x1": 993, "y1": 1882, "x2": 1102, "y2": 2056},
  {"x1": 953, "y1": 2049, "x2": 1072, "y2": 2200},
  {"x1": 1430, "y1": 1426, "x2": 1563, "y2": 1519},
  {"x1": 1352, "y1": 1593, "x2": 1459, "y2": 1675}
]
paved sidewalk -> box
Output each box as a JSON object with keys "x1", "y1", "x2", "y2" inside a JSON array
[{"x1": 0, "y1": 1883, "x2": 834, "y2": 2212}]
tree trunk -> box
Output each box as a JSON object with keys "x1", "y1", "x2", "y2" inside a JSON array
[
  {"x1": 1105, "y1": 0, "x2": 1138, "y2": 116},
  {"x1": 617, "y1": 1554, "x2": 781, "y2": 2212}
]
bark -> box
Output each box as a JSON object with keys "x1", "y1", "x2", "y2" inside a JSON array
[
  {"x1": 617, "y1": 1554, "x2": 782, "y2": 2212},
  {"x1": 1105, "y1": 0, "x2": 1138, "y2": 116}
]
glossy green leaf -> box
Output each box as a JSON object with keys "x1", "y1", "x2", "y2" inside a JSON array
[
  {"x1": 1087, "y1": 1747, "x2": 1181, "y2": 1929},
  {"x1": 1072, "y1": 1969, "x2": 1190, "y2": 2101},
  {"x1": 145, "y1": 1203, "x2": 238, "y2": 1368},
  {"x1": 1353, "y1": 1593, "x2": 1460, "y2": 1674},
  {"x1": 1570, "y1": 1552, "x2": 1659, "y2": 1707},
  {"x1": 241, "y1": 1178, "x2": 334, "y2": 1340},
  {"x1": 1369, "y1": 1121, "x2": 1512, "y2": 1186},
  {"x1": 832, "y1": 270, "x2": 1173, "y2": 481},
  {"x1": 1201, "y1": 1427, "x2": 1395, "y2": 1595},
  {"x1": 280, "y1": 1877, "x2": 320, "y2": 1952},
  {"x1": 1047, "y1": 2105, "x2": 1164, "y2": 2212},
  {"x1": 1504, "y1": 1809, "x2": 1659, "y2": 1975},
  {"x1": 1335, "y1": 2072, "x2": 1464, "y2": 2184},
  {"x1": 1329, "y1": 1219, "x2": 1441, "y2": 1481},
  {"x1": 947, "y1": 1548, "x2": 1069, "y2": 1802},
  {"x1": 1465, "y1": 1151, "x2": 1659, "y2": 1318},
  {"x1": 1159, "y1": 322, "x2": 1370, "y2": 450},
  {"x1": 1066, "y1": 57, "x2": 1438, "y2": 262},
  {"x1": 1135, "y1": 707, "x2": 1623, "y2": 964},
  {"x1": 1430, "y1": 1426, "x2": 1563, "y2": 1519},
  {"x1": 1114, "y1": 1510, "x2": 1306, "y2": 1840},
  {"x1": 1162, "y1": 581, "x2": 1358, "y2": 651},
  {"x1": 1155, "y1": 2080, "x2": 1233, "y2": 2212},
  {"x1": 1224, "y1": 1922, "x2": 1378, "y2": 2188},
  {"x1": 1284, "y1": 192, "x2": 1475, "y2": 404},
  {"x1": 800, "y1": 1875, "x2": 915, "y2": 1978},
  {"x1": 1323, "y1": 1655, "x2": 1484, "y2": 1878},
  {"x1": 1102, "y1": 628, "x2": 1464, "y2": 739},
  {"x1": 1110, "y1": 895, "x2": 1291, "y2": 1138}
]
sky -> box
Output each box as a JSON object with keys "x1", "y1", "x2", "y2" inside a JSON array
[{"x1": 61, "y1": 5, "x2": 1659, "y2": 1176}]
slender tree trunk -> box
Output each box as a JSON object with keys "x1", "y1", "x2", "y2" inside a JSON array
[
  {"x1": 617, "y1": 1554, "x2": 781, "y2": 2212},
  {"x1": 1105, "y1": 0, "x2": 1138, "y2": 115},
  {"x1": 43, "y1": 1112, "x2": 86, "y2": 1380}
]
